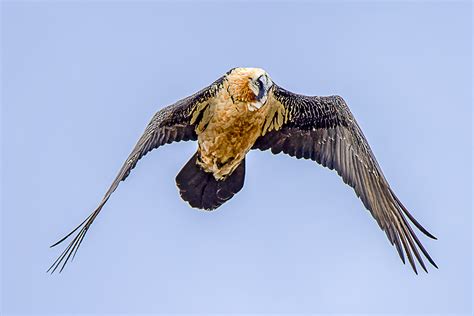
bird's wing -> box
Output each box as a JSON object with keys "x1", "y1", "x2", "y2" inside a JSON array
[
  {"x1": 253, "y1": 84, "x2": 437, "y2": 273},
  {"x1": 48, "y1": 76, "x2": 225, "y2": 273}
]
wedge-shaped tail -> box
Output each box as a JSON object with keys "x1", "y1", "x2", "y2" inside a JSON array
[{"x1": 176, "y1": 152, "x2": 245, "y2": 210}]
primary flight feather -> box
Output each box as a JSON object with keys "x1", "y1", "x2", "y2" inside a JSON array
[{"x1": 49, "y1": 67, "x2": 437, "y2": 274}]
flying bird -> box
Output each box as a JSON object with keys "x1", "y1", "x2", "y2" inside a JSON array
[{"x1": 49, "y1": 67, "x2": 437, "y2": 274}]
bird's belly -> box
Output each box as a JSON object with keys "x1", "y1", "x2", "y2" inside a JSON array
[{"x1": 197, "y1": 103, "x2": 265, "y2": 179}]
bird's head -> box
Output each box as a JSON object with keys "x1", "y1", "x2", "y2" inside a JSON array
[{"x1": 226, "y1": 67, "x2": 273, "y2": 111}]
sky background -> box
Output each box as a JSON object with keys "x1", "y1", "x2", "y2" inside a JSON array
[{"x1": 1, "y1": 1, "x2": 472, "y2": 315}]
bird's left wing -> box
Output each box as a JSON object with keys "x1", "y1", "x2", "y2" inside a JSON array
[
  {"x1": 253, "y1": 84, "x2": 437, "y2": 273},
  {"x1": 48, "y1": 76, "x2": 224, "y2": 273}
]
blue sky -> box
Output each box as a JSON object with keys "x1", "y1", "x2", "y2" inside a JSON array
[{"x1": 2, "y1": 1, "x2": 472, "y2": 314}]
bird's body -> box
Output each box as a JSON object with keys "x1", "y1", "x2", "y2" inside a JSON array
[
  {"x1": 197, "y1": 90, "x2": 261, "y2": 179},
  {"x1": 197, "y1": 68, "x2": 277, "y2": 179},
  {"x1": 49, "y1": 67, "x2": 437, "y2": 274},
  {"x1": 198, "y1": 106, "x2": 258, "y2": 178}
]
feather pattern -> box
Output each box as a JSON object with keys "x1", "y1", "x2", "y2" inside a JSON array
[
  {"x1": 253, "y1": 84, "x2": 437, "y2": 273},
  {"x1": 48, "y1": 76, "x2": 225, "y2": 273}
]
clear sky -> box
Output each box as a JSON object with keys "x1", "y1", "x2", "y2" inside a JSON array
[{"x1": 2, "y1": 1, "x2": 472, "y2": 315}]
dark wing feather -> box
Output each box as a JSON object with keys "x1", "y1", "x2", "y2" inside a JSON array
[
  {"x1": 253, "y1": 84, "x2": 437, "y2": 273},
  {"x1": 48, "y1": 77, "x2": 224, "y2": 273}
]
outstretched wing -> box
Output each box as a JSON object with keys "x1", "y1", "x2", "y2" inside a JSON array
[
  {"x1": 253, "y1": 84, "x2": 437, "y2": 273},
  {"x1": 48, "y1": 76, "x2": 225, "y2": 273}
]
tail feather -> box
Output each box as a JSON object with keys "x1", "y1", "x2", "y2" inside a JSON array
[{"x1": 175, "y1": 152, "x2": 245, "y2": 210}]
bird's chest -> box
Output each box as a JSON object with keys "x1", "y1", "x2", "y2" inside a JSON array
[{"x1": 197, "y1": 101, "x2": 265, "y2": 179}]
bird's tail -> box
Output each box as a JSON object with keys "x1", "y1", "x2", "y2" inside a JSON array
[{"x1": 175, "y1": 152, "x2": 245, "y2": 210}]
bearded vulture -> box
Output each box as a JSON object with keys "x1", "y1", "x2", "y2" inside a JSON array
[{"x1": 49, "y1": 67, "x2": 437, "y2": 274}]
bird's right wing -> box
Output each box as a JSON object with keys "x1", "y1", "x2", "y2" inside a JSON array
[{"x1": 48, "y1": 76, "x2": 225, "y2": 273}]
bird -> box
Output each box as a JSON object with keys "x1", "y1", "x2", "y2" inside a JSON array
[{"x1": 49, "y1": 67, "x2": 437, "y2": 274}]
